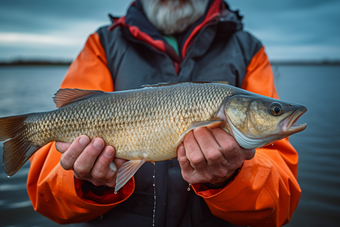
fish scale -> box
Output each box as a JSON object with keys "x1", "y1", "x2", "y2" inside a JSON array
[
  {"x1": 0, "y1": 82, "x2": 307, "y2": 191},
  {"x1": 22, "y1": 84, "x2": 220, "y2": 161}
]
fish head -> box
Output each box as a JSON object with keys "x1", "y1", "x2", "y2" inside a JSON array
[{"x1": 223, "y1": 94, "x2": 307, "y2": 149}]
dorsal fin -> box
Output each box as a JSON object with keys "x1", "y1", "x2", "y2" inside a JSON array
[
  {"x1": 141, "y1": 81, "x2": 211, "y2": 88},
  {"x1": 53, "y1": 88, "x2": 104, "y2": 108},
  {"x1": 141, "y1": 81, "x2": 230, "y2": 88}
]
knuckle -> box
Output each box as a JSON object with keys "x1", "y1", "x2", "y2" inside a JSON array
[
  {"x1": 228, "y1": 140, "x2": 239, "y2": 151},
  {"x1": 204, "y1": 173, "x2": 213, "y2": 183},
  {"x1": 223, "y1": 136, "x2": 238, "y2": 150},
  {"x1": 92, "y1": 170, "x2": 106, "y2": 180},
  {"x1": 177, "y1": 155, "x2": 186, "y2": 163},
  {"x1": 231, "y1": 157, "x2": 244, "y2": 169},
  {"x1": 70, "y1": 142, "x2": 85, "y2": 154},
  {"x1": 105, "y1": 172, "x2": 115, "y2": 182},
  {"x1": 215, "y1": 168, "x2": 228, "y2": 178},
  {"x1": 206, "y1": 149, "x2": 222, "y2": 162},
  {"x1": 85, "y1": 144, "x2": 103, "y2": 157},
  {"x1": 190, "y1": 156, "x2": 205, "y2": 166}
]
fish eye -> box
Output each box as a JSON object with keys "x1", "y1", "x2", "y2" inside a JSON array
[{"x1": 269, "y1": 102, "x2": 283, "y2": 116}]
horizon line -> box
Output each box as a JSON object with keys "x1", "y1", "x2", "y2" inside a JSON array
[{"x1": 0, "y1": 59, "x2": 340, "y2": 66}]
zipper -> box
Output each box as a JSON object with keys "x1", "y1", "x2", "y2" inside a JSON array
[
  {"x1": 122, "y1": 27, "x2": 179, "y2": 77},
  {"x1": 180, "y1": 16, "x2": 220, "y2": 67}
]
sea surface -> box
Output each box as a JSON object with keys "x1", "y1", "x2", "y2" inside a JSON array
[{"x1": 0, "y1": 65, "x2": 339, "y2": 227}]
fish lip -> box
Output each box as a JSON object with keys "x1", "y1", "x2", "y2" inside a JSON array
[{"x1": 281, "y1": 108, "x2": 307, "y2": 133}]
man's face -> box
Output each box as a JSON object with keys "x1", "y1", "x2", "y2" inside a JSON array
[{"x1": 141, "y1": 0, "x2": 209, "y2": 35}]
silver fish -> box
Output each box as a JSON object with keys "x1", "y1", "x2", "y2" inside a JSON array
[{"x1": 0, "y1": 82, "x2": 307, "y2": 191}]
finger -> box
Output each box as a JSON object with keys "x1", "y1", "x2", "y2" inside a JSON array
[
  {"x1": 91, "y1": 146, "x2": 116, "y2": 181},
  {"x1": 209, "y1": 128, "x2": 234, "y2": 148},
  {"x1": 243, "y1": 149, "x2": 256, "y2": 160},
  {"x1": 60, "y1": 135, "x2": 90, "y2": 170},
  {"x1": 107, "y1": 157, "x2": 128, "y2": 188},
  {"x1": 210, "y1": 128, "x2": 246, "y2": 168},
  {"x1": 211, "y1": 128, "x2": 255, "y2": 160},
  {"x1": 183, "y1": 131, "x2": 206, "y2": 170},
  {"x1": 73, "y1": 138, "x2": 105, "y2": 177},
  {"x1": 192, "y1": 127, "x2": 224, "y2": 165},
  {"x1": 209, "y1": 128, "x2": 238, "y2": 155},
  {"x1": 177, "y1": 143, "x2": 194, "y2": 173},
  {"x1": 55, "y1": 141, "x2": 71, "y2": 153}
]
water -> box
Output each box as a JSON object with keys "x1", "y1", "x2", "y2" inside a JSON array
[
  {"x1": 0, "y1": 65, "x2": 339, "y2": 226},
  {"x1": 0, "y1": 66, "x2": 67, "y2": 227},
  {"x1": 272, "y1": 65, "x2": 340, "y2": 227},
  {"x1": 152, "y1": 162, "x2": 156, "y2": 227}
]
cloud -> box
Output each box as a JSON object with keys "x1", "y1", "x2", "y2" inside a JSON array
[
  {"x1": 0, "y1": 0, "x2": 130, "y2": 61},
  {"x1": 0, "y1": 0, "x2": 339, "y2": 61},
  {"x1": 0, "y1": 33, "x2": 78, "y2": 46},
  {"x1": 228, "y1": 0, "x2": 340, "y2": 60}
]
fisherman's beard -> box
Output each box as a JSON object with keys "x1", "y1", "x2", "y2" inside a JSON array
[{"x1": 141, "y1": 0, "x2": 209, "y2": 35}]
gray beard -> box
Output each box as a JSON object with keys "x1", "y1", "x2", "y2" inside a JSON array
[{"x1": 141, "y1": 0, "x2": 209, "y2": 35}]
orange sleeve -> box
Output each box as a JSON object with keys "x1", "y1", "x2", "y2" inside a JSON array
[
  {"x1": 26, "y1": 33, "x2": 135, "y2": 224},
  {"x1": 60, "y1": 33, "x2": 114, "y2": 91},
  {"x1": 192, "y1": 46, "x2": 301, "y2": 227}
]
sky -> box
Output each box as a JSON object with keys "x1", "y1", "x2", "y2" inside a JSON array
[{"x1": 0, "y1": 0, "x2": 339, "y2": 62}]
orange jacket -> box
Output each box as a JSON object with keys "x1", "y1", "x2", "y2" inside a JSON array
[{"x1": 27, "y1": 1, "x2": 301, "y2": 226}]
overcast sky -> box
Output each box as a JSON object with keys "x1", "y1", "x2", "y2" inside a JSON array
[{"x1": 0, "y1": 0, "x2": 339, "y2": 62}]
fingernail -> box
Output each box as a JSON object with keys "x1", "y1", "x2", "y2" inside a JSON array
[
  {"x1": 104, "y1": 148, "x2": 114, "y2": 158},
  {"x1": 93, "y1": 139, "x2": 104, "y2": 149},
  {"x1": 110, "y1": 162, "x2": 117, "y2": 172},
  {"x1": 79, "y1": 136, "x2": 90, "y2": 146}
]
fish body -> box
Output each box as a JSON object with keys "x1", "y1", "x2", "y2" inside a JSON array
[
  {"x1": 20, "y1": 83, "x2": 234, "y2": 161},
  {"x1": 0, "y1": 82, "x2": 307, "y2": 191}
]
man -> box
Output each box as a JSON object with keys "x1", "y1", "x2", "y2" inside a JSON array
[{"x1": 27, "y1": 0, "x2": 301, "y2": 226}]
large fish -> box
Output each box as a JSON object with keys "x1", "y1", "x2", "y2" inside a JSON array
[{"x1": 0, "y1": 82, "x2": 307, "y2": 191}]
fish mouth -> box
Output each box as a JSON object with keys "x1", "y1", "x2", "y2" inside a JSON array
[{"x1": 281, "y1": 108, "x2": 307, "y2": 134}]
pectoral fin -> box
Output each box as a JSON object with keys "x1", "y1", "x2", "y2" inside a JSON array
[
  {"x1": 179, "y1": 119, "x2": 224, "y2": 140},
  {"x1": 115, "y1": 159, "x2": 146, "y2": 192},
  {"x1": 188, "y1": 119, "x2": 224, "y2": 129}
]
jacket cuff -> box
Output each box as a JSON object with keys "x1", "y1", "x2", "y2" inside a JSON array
[
  {"x1": 192, "y1": 166, "x2": 242, "y2": 196},
  {"x1": 74, "y1": 177, "x2": 134, "y2": 205}
]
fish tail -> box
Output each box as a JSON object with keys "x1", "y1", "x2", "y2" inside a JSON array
[{"x1": 0, "y1": 114, "x2": 40, "y2": 176}]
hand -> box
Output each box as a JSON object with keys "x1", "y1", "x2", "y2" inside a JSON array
[
  {"x1": 56, "y1": 135, "x2": 127, "y2": 188},
  {"x1": 177, "y1": 127, "x2": 255, "y2": 186}
]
